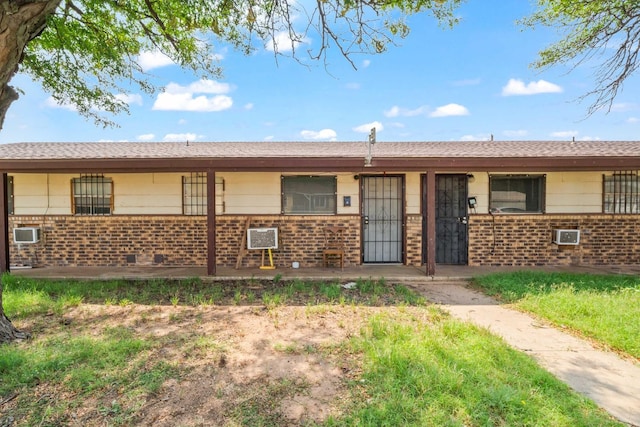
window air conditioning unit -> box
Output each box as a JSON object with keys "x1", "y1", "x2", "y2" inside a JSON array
[
  {"x1": 247, "y1": 228, "x2": 278, "y2": 250},
  {"x1": 553, "y1": 229, "x2": 580, "y2": 245},
  {"x1": 13, "y1": 227, "x2": 41, "y2": 244}
]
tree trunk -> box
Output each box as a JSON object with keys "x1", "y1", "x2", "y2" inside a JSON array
[
  {"x1": 0, "y1": 278, "x2": 30, "y2": 343},
  {"x1": 0, "y1": 0, "x2": 60, "y2": 342},
  {"x1": 0, "y1": 0, "x2": 61, "y2": 131}
]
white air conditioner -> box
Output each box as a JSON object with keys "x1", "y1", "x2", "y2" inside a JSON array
[
  {"x1": 13, "y1": 227, "x2": 41, "y2": 244},
  {"x1": 553, "y1": 229, "x2": 580, "y2": 245},
  {"x1": 247, "y1": 228, "x2": 278, "y2": 250}
]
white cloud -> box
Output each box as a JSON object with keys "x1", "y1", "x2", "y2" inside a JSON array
[
  {"x1": 362, "y1": 59, "x2": 371, "y2": 68},
  {"x1": 384, "y1": 105, "x2": 428, "y2": 118},
  {"x1": 44, "y1": 97, "x2": 77, "y2": 111},
  {"x1": 502, "y1": 78, "x2": 563, "y2": 96},
  {"x1": 627, "y1": 117, "x2": 639, "y2": 123},
  {"x1": 163, "y1": 133, "x2": 202, "y2": 142},
  {"x1": 300, "y1": 128, "x2": 337, "y2": 141},
  {"x1": 266, "y1": 31, "x2": 309, "y2": 52},
  {"x1": 264, "y1": 135, "x2": 275, "y2": 141},
  {"x1": 244, "y1": 103, "x2": 254, "y2": 110},
  {"x1": 115, "y1": 93, "x2": 143, "y2": 106},
  {"x1": 459, "y1": 134, "x2": 491, "y2": 141},
  {"x1": 429, "y1": 103, "x2": 469, "y2": 118},
  {"x1": 153, "y1": 79, "x2": 233, "y2": 112},
  {"x1": 550, "y1": 130, "x2": 578, "y2": 138},
  {"x1": 345, "y1": 82, "x2": 361, "y2": 90},
  {"x1": 137, "y1": 133, "x2": 155, "y2": 141},
  {"x1": 384, "y1": 106, "x2": 400, "y2": 118},
  {"x1": 353, "y1": 121, "x2": 384, "y2": 133},
  {"x1": 503, "y1": 129, "x2": 529, "y2": 138},
  {"x1": 138, "y1": 50, "x2": 174, "y2": 71}
]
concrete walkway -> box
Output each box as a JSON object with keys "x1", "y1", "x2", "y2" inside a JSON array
[{"x1": 412, "y1": 282, "x2": 640, "y2": 427}]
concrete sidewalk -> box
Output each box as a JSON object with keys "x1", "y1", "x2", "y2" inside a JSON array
[{"x1": 412, "y1": 282, "x2": 640, "y2": 427}]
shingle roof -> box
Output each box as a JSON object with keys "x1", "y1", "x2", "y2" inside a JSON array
[
  {"x1": 0, "y1": 140, "x2": 639, "y2": 159},
  {"x1": 1, "y1": 140, "x2": 639, "y2": 172}
]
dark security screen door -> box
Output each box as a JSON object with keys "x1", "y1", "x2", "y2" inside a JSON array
[
  {"x1": 436, "y1": 174, "x2": 468, "y2": 264},
  {"x1": 362, "y1": 176, "x2": 403, "y2": 263}
]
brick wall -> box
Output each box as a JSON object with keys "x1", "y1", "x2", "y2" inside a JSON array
[
  {"x1": 10, "y1": 216, "x2": 208, "y2": 267},
  {"x1": 15, "y1": 213, "x2": 635, "y2": 269},
  {"x1": 9, "y1": 215, "x2": 362, "y2": 268},
  {"x1": 219, "y1": 215, "x2": 361, "y2": 268},
  {"x1": 469, "y1": 214, "x2": 640, "y2": 266}
]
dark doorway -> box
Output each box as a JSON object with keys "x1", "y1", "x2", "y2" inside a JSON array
[
  {"x1": 361, "y1": 176, "x2": 404, "y2": 263},
  {"x1": 433, "y1": 174, "x2": 468, "y2": 264}
]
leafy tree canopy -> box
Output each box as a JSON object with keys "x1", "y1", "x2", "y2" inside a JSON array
[
  {"x1": 523, "y1": 0, "x2": 640, "y2": 115},
  {"x1": 1, "y1": 0, "x2": 463, "y2": 129}
]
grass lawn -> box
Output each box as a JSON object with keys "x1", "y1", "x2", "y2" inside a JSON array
[
  {"x1": 472, "y1": 271, "x2": 640, "y2": 360},
  {"x1": 0, "y1": 274, "x2": 624, "y2": 426}
]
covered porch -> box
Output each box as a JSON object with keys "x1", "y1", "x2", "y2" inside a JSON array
[{"x1": 9, "y1": 263, "x2": 640, "y2": 282}]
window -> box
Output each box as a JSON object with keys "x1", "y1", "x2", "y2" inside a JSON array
[
  {"x1": 183, "y1": 173, "x2": 207, "y2": 215},
  {"x1": 604, "y1": 171, "x2": 639, "y2": 213},
  {"x1": 182, "y1": 173, "x2": 225, "y2": 215},
  {"x1": 72, "y1": 174, "x2": 113, "y2": 215},
  {"x1": 489, "y1": 175, "x2": 545, "y2": 213},
  {"x1": 282, "y1": 176, "x2": 337, "y2": 215}
]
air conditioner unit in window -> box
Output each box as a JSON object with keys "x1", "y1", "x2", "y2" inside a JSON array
[
  {"x1": 553, "y1": 229, "x2": 580, "y2": 245},
  {"x1": 13, "y1": 227, "x2": 41, "y2": 244}
]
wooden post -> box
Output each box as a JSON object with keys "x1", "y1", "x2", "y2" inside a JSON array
[
  {"x1": 425, "y1": 171, "x2": 436, "y2": 276},
  {"x1": 0, "y1": 174, "x2": 9, "y2": 273},
  {"x1": 207, "y1": 170, "x2": 216, "y2": 275}
]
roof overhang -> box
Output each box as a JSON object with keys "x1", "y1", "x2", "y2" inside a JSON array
[{"x1": 1, "y1": 156, "x2": 639, "y2": 173}]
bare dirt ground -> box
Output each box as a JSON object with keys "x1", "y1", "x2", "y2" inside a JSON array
[{"x1": 5, "y1": 288, "x2": 432, "y2": 427}]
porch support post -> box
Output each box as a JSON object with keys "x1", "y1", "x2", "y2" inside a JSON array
[
  {"x1": 207, "y1": 169, "x2": 216, "y2": 275},
  {"x1": 0, "y1": 174, "x2": 9, "y2": 273},
  {"x1": 425, "y1": 170, "x2": 436, "y2": 276}
]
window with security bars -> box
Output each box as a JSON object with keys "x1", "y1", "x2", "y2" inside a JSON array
[
  {"x1": 604, "y1": 171, "x2": 640, "y2": 213},
  {"x1": 183, "y1": 173, "x2": 225, "y2": 215},
  {"x1": 72, "y1": 174, "x2": 113, "y2": 215},
  {"x1": 281, "y1": 175, "x2": 337, "y2": 214}
]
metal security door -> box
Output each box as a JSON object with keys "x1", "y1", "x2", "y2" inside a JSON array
[
  {"x1": 435, "y1": 175, "x2": 468, "y2": 264},
  {"x1": 362, "y1": 176, "x2": 403, "y2": 263}
]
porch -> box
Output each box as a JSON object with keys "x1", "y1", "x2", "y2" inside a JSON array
[{"x1": 9, "y1": 263, "x2": 640, "y2": 282}]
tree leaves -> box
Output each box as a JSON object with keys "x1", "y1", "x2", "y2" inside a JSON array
[
  {"x1": 523, "y1": 0, "x2": 640, "y2": 115},
  {"x1": 12, "y1": 0, "x2": 463, "y2": 127}
]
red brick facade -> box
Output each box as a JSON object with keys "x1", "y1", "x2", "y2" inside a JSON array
[
  {"x1": 9, "y1": 215, "x2": 362, "y2": 269},
  {"x1": 468, "y1": 214, "x2": 640, "y2": 266},
  {"x1": 9, "y1": 213, "x2": 639, "y2": 269}
]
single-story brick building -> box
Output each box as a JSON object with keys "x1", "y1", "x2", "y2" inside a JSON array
[{"x1": 0, "y1": 140, "x2": 639, "y2": 275}]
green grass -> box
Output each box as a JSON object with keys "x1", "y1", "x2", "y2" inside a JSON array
[
  {"x1": 0, "y1": 325, "x2": 182, "y2": 425},
  {"x1": 0, "y1": 274, "x2": 422, "y2": 312},
  {"x1": 327, "y1": 311, "x2": 621, "y2": 426},
  {"x1": 472, "y1": 271, "x2": 640, "y2": 359},
  {"x1": 0, "y1": 273, "x2": 627, "y2": 426}
]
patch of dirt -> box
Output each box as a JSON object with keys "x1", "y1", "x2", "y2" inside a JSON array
[
  {"x1": 123, "y1": 303, "x2": 365, "y2": 426},
  {"x1": 8, "y1": 297, "x2": 427, "y2": 426},
  {"x1": 1, "y1": 279, "x2": 437, "y2": 426}
]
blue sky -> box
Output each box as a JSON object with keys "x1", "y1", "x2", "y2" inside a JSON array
[{"x1": 2, "y1": 1, "x2": 640, "y2": 144}]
